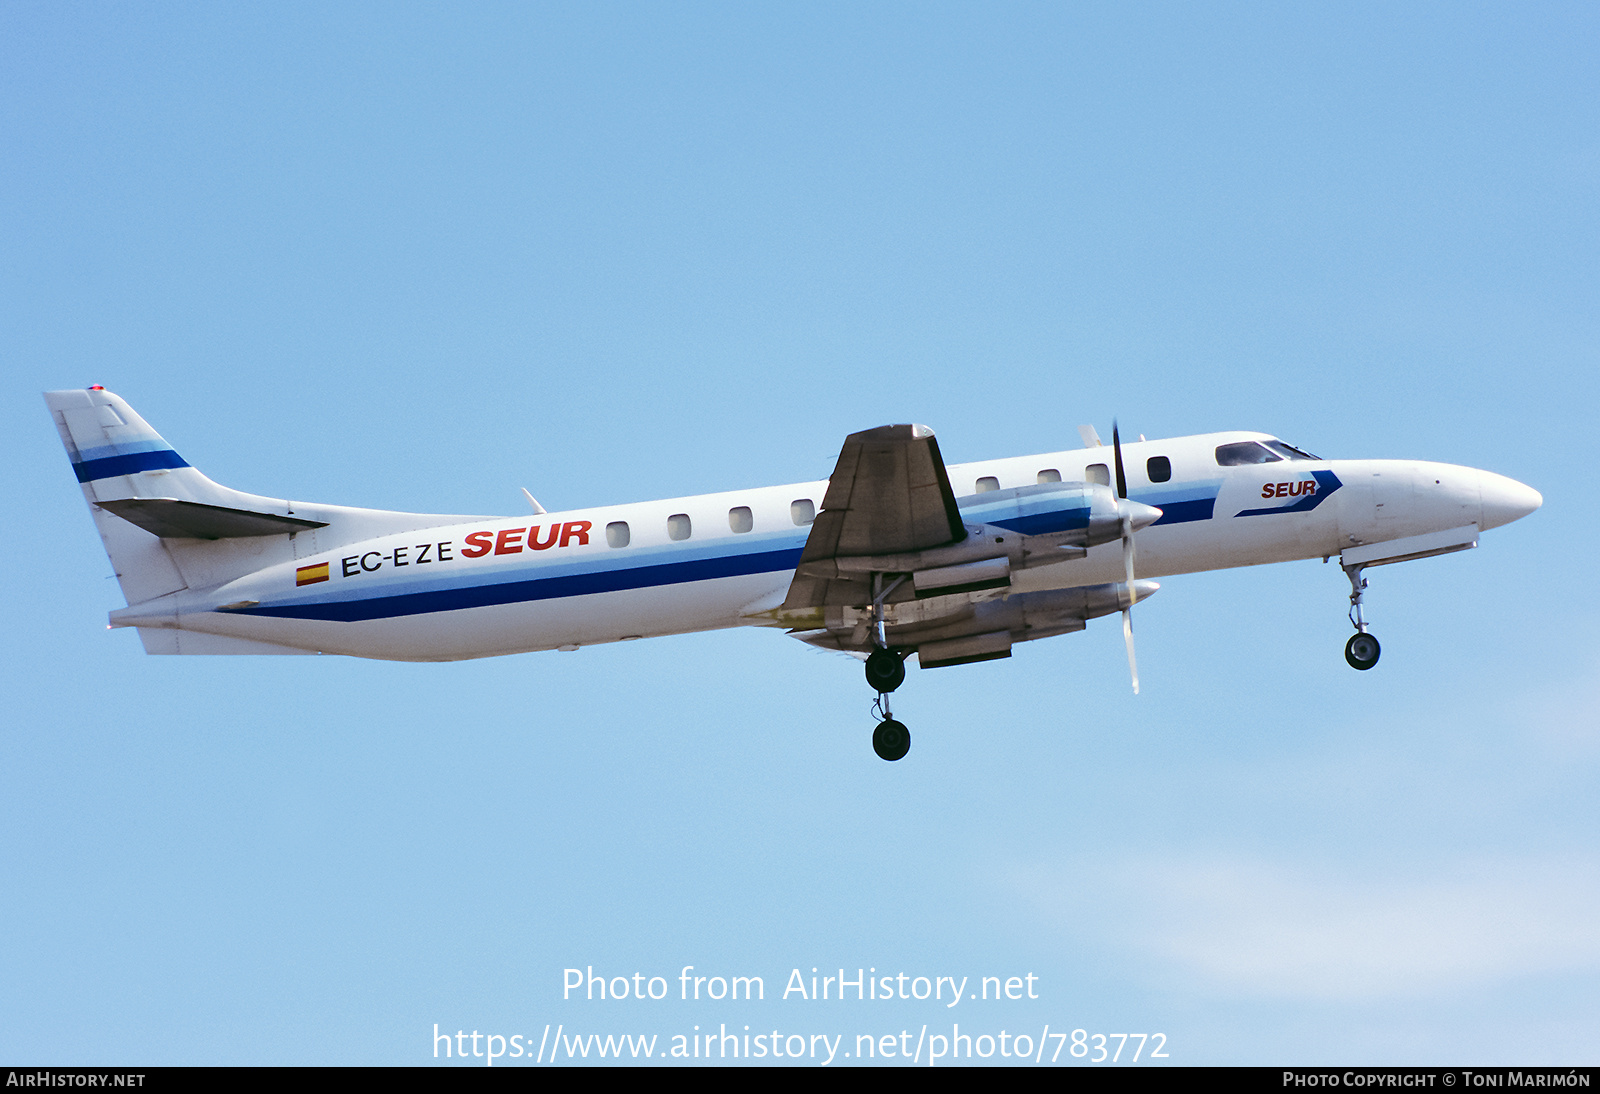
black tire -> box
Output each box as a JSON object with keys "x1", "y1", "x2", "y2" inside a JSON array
[
  {"x1": 1345, "y1": 632, "x2": 1381, "y2": 670},
  {"x1": 864, "y1": 648, "x2": 905, "y2": 693},
  {"x1": 872, "y1": 718, "x2": 911, "y2": 762}
]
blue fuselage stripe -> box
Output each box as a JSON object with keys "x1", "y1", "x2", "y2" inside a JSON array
[
  {"x1": 233, "y1": 546, "x2": 807, "y2": 622},
  {"x1": 1150, "y1": 497, "x2": 1216, "y2": 524},
  {"x1": 988, "y1": 511, "x2": 1090, "y2": 536},
  {"x1": 72, "y1": 449, "x2": 190, "y2": 483},
  {"x1": 226, "y1": 480, "x2": 1231, "y2": 624}
]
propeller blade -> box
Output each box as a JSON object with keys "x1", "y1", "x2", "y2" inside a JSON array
[
  {"x1": 1113, "y1": 420, "x2": 1142, "y2": 692},
  {"x1": 1112, "y1": 420, "x2": 1128, "y2": 499},
  {"x1": 1123, "y1": 520, "x2": 1139, "y2": 604},
  {"x1": 1123, "y1": 607, "x2": 1140, "y2": 694},
  {"x1": 1121, "y1": 513, "x2": 1141, "y2": 692}
]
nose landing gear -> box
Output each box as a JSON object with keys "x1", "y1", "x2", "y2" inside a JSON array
[
  {"x1": 1342, "y1": 562, "x2": 1381, "y2": 670},
  {"x1": 1345, "y1": 631, "x2": 1381, "y2": 670}
]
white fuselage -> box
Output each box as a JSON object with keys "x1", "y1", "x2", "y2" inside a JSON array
[{"x1": 107, "y1": 431, "x2": 1540, "y2": 662}]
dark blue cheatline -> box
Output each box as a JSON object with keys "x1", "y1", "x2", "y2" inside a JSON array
[
  {"x1": 987, "y1": 508, "x2": 1091, "y2": 536},
  {"x1": 228, "y1": 546, "x2": 808, "y2": 623},
  {"x1": 1150, "y1": 498, "x2": 1216, "y2": 525}
]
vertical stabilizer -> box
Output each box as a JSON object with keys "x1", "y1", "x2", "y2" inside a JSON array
[
  {"x1": 46, "y1": 387, "x2": 495, "y2": 619},
  {"x1": 46, "y1": 388, "x2": 196, "y2": 604},
  {"x1": 45, "y1": 386, "x2": 318, "y2": 605},
  {"x1": 49, "y1": 387, "x2": 242, "y2": 508}
]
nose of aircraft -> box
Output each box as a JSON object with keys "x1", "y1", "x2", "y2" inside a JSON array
[{"x1": 1478, "y1": 470, "x2": 1542, "y2": 531}]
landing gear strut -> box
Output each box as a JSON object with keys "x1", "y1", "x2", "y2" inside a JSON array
[
  {"x1": 1342, "y1": 562, "x2": 1381, "y2": 670},
  {"x1": 867, "y1": 574, "x2": 910, "y2": 760}
]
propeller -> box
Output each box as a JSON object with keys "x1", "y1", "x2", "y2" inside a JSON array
[{"x1": 1112, "y1": 421, "x2": 1142, "y2": 694}]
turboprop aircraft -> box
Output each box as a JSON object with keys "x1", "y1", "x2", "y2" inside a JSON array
[{"x1": 47, "y1": 387, "x2": 1541, "y2": 761}]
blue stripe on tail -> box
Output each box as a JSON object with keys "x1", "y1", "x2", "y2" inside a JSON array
[{"x1": 72, "y1": 449, "x2": 190, "y2": 483}]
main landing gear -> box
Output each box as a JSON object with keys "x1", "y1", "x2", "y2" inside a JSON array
[
  {"x1": 866, "y1": 575, "x2": 911, "y2": 761},
  {"x1": 871, "y1": 700, "x2": 910, "y2": 762},
  {"x1": 1342, "y1": 562, "x2": 1381, "y2": 670},
  {"x1": 865, "y1": 648, "x2": 906, "y2": 692},
  {"x1": 867, "y1": 653, "x2": 910, "y2": 761}
]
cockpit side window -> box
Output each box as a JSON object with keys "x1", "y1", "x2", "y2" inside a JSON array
[
  {"x1": 1265, "y1": 440, "x2": 1321, "y2": 461},
  {"x1": 1215, "y1": 441, "x2": 1282, "y2": 466}
]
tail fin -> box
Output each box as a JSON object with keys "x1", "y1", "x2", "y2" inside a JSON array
[
  {"x1": 47, "y1": 387, "x2": 211, "y2": 605},
  {"x1": 46, "y1": 387, "x2": 488, "y2": 609}
]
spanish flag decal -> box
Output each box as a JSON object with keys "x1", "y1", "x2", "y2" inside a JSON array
[{"x1": 296, "y1": 562, "x2": 330, "y2": 586}]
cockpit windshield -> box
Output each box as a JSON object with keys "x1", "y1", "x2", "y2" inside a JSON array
[
  {"x1": 1215, "y1": 439, "x2": 1322, "y2": 466},
  {"x1": 1215, "y1": 441, "x2": 1281, "y2": 466},
  {"x1": 1265, "y1": 440, "x2": 1321, "y2": 461}
]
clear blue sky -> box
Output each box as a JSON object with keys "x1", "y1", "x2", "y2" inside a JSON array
[{"x1": 4, "y1": 1, "x2": 1596, "y2": 1066}]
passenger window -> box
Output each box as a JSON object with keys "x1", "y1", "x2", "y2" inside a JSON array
[
  {"x1": 975, "y1": 476, "x2": 1000, "y2": 493},
  {"x1": 605, "y1": 521, "x2": 630, "y2": 548},
  {"x1": 728, "y1": 506, "x2": 753, "y2": 533},
  {"x1": 1037, "y1": 469, "x2": 1061, "y2": 484},
  {"x1": 1146, "y1": 456, "x2": 1172, "y2": 483},
  {"x1": 790, "y1": 499, "x2": 815, "y2": 525},
  {"x1": 1086, "y1": 463, "x2": 1110, "y2": 487},
  {"x1": 1215, "y1": 441, "x2": 1282, "y2": 466},
  {"x1": 667, "y1": 513, "x2": 692, "y2": 541}
]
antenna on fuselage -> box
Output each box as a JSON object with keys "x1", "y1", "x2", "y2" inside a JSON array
[{"x1": 521, "y1": 489, "x2": 547, "y2": 515}]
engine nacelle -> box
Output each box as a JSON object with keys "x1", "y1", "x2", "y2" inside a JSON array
[
  {"x1": 796, "y1": 481, "x2": 1161, "y2": 583},
  {"x1": 898, "y1": 580, "x2": 1160, "y2": 668},
  {"x1": 955, "y1": 481, "x2": 1160, "y2": 551}
]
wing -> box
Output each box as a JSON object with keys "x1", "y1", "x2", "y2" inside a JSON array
[{"x1": 782, "y1": 424, "x2": 966, "y2": 611}]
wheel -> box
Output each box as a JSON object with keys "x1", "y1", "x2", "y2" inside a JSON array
[
  {"x1": 1345, "y1": 632, "x2": 1381, "y2": 670},
  {"x1": 864, "y1": 648, "x2": 905, "y2": 693},
  {"x1": 872, "y1": 718, "x2": 911, "y2": 762}
]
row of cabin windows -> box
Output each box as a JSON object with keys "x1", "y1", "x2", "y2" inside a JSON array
[
  {"x1": 969, "y1": 440, "x2": 1319, "y2": 496},
  {"x1": 605, "y1": 445, "x2": 1316, "y2": 550},
  {"x1": 970, "y1": 458, "x2": 1171, "y2": 494},
  {"x1": 975, "y1": 469, "x2": 1068, "y2": 493},
  {"x1": 604, "y1": 498, "x2": 817, "y2": 548}
]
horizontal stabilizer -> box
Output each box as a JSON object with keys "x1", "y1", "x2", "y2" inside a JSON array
[{"x1": 98, "y1": 497, "x2": 329, "y2": 539}]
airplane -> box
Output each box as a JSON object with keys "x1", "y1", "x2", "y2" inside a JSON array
[{"x1": 46, "y1": 386, "x2": 1542, "y2": 761}]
